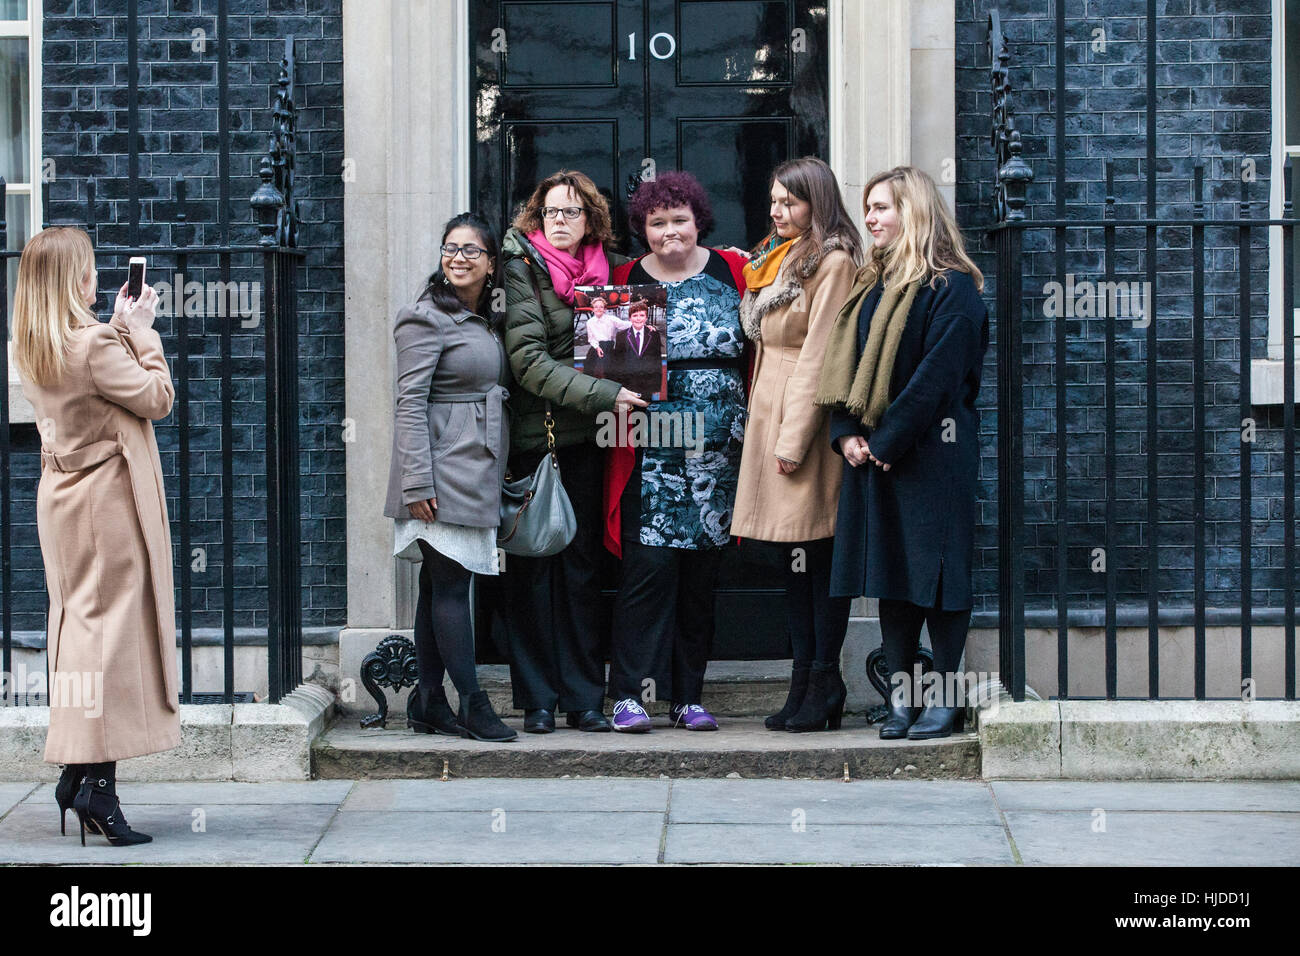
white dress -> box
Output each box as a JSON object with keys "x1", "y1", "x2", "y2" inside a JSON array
[{"x1": 393, "y1": 516, "x2": 500, "y2": 576}]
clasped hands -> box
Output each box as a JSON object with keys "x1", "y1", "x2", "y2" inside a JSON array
[{"x1": 838, "y1": 435, "x2": 890, "y2": 471}]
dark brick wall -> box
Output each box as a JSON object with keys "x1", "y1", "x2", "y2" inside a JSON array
[
  {"x1": 9, "y1": 0, "x2": 344, "y2": 635},
  {"x1": 957, "y1": 0, "x2": 1285, "y2": 616}
]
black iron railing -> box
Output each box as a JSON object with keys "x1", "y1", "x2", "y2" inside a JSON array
[
  {"x1": 987, "y1": 7, "x2": 1297, "y2": 702},
  {"x1": 0, "y1": 37, "x2": 305, "y2": 705}
]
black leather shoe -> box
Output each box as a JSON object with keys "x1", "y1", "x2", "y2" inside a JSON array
[
  {"x1": 407, "y1": 685, "x2": 463, "y2": 736},
  {"x1": 55, "y1": 764, "x2": 85, "y2": 836},
  {"x1": 74, "y1": 762, "x2": 152, "y2": 847},
  {"x1": 523, "y1": 708, "x2": 556, "y2": 734},
  {"x1": 906, "y1": 705, "x2": 966, "y2": 740},
  {"x1": 565, "y1": 709, "x2": 612, "y2": 732},
  {"x1": 765, "y1": 661, "x2": 811, "y2": 731},
  {"x1": 878, "y1": 698, "x2": 921, "y2": 740},
  {"x1": 786, "y1": 664, "x2": 847, "y2": 733},
  {"x1": 460, "y1": 691, "x2": 519, "y2": 742}
]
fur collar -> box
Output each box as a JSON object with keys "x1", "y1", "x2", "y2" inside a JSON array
[{"x1": 739, "y1": 235, "x2": 850, "y2": 341}]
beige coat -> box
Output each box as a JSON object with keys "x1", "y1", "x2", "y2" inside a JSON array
[
  {"x1": 20, "y1": 311, "x2": 181, "y2": 764},
  {"x1": 731, "y1": 240, "x2": 857, "y2": 542}
]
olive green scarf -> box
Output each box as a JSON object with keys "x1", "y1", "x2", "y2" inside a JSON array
[{"x1": 814, "y1": 273, "x2": 921, "y2": 428}]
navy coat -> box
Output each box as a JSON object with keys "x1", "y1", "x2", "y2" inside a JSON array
[{"x1": 828, "y1": 270, "x2": 989, "y2": 610}]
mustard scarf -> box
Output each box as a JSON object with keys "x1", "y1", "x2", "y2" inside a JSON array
[
  {"x1": 742, "y1": 236, "x2": 795, "y2": 290},
  {"x1": 814, "y1": 272, "x2": 921, "y2": 428}
]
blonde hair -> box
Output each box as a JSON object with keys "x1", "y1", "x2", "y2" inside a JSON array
[
  {"x1": 860, "y1": 166, "x2": 983, "y2": 293},
  {"x1": 12, "y1": 227, "x2": 97, "y2": 386}
]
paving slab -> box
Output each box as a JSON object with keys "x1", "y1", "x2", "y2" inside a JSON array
[
  {"x1": 314, "y1": 717, "x2": 980, "y2": 779},
  {"x1": 1005, "y1": 811, "x2": 1300, "y2": 866},
  {"x1": 664, "y1": 822, "x2": 1015, "y2": 865},
  {"x1": 311, "y1": 809, "x2": 663, "y2": 864},
  {"x1": 340, "y1": 778, "x2": 670, "y2": 812},
  {"x1": 0, "y1": 801, "x2": 338, "y2": 864},
  {"x1": 992, "y1": 780, "x2": 1300, "y2": 812},
  {"x1": 27, "y1": 780, "x2": 355, "y2": 806},
  {"x1": 0, "y1": 783, "x2": 37, "y2": 818},
  {"x1": 669, "y1": 779, "x2": 1000, "y2": 826}
]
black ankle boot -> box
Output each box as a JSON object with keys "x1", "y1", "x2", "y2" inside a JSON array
[
  {"x1": 408, "y1": 684, "x2": 463, "y2": 736},
  {"x1": 54, "y1": 764, "x2": 85, "y2": 836},
  {"x1": 785, "y1": 664, "x2": 847, "y2": 733},
  {"x1": 765, "y1": 661, "x2": 812, "y2": 731},
  {"x1": 73, "y1": 762, "x2": 152, "y2": 847},
  {"x1": 459, "y1": 690, "x2": 518, "y2": 742},
  {"x1": 906, "y1": 705, "x2": 966, "y2": 740},
  {"x1": 878, "y1": 697, "x2": 921, "y2": 740}
]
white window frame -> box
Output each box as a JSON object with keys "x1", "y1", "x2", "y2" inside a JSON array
[
  {"x1": 1262, "y1": 0, "x2": 1300, "y2": 402},
  {"x1": 0, "y1": 1, "x2": 42, "y2": 245}
]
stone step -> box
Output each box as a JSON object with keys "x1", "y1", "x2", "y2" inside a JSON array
[{"x1": 312, "y1": 716, "x2": 980, "y2": 780}]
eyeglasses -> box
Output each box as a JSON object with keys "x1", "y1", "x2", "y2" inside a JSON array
[
  {"x1": 541, "y1": 206, "x2": 585, "y2": 221},
  {"x1": 441, "y1": 243, "x2": 487, "y2": 260}
]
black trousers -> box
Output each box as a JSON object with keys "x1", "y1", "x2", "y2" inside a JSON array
[
  {"x1": 500, "y1": 440, "x2": 607, "y2": 712},
  {"x1": 606, "y1": 538, "x2": 722, "y2": 705},
  {"x1": 878, "y1": 576, "x2": 972, "y2": 708},
  {"x1": 784, "y1": 537, "x2": 851, "y2": 666}
]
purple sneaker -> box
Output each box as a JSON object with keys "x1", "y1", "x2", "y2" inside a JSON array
[
  {"x1": 670, "y1": 703, "x2": 718, "y2": 731},
  {"x1": 612, "y1": 698, "x2": 652, "y2": 733}
]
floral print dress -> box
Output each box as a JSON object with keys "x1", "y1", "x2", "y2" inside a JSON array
[{"x1": 623, "y1": 250, "x2": 745, "y2": 549}]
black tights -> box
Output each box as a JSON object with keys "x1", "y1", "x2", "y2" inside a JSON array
[
  {"x1": 413, "y1": 540, "x2": 480, "y2": 698},
  {"x1": 784, "y1": 538, "x2": 851, "y2": 666},
  {"x1": 879, "y1": 582, "x2": 972, "y2": 706}
]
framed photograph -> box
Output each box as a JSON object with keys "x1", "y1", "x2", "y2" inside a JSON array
[{"x1": 574, "y1": 282, "x2": 669, "y2": 401}]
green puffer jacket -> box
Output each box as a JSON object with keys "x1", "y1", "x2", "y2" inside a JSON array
[{"x1": 501, "y1": 227, "x2": 628, "y2": 456}]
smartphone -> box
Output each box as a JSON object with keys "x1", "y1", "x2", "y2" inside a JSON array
[{"x1": 127, "y1": 257, "x2": 146, "y2": 300}]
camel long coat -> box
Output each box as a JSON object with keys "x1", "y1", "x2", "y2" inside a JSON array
[
  {"x1": 731, "y1": 241, "x2": 857, "y2": 542},
  {"x1": 20, "y1": 311, "x2": 182, "y2": 764}
]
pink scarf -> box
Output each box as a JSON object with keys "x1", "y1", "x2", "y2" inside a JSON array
[{"x1": 526, "y1": 229, "x2": 609, "y2": 304}]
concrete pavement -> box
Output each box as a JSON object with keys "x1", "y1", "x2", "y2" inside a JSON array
[{"x1": 1, "y1": 778, "x2": 1297, "y2": 865}]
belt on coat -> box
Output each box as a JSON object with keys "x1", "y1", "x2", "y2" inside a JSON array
[
  {"x1": 426, "y1": 385, "x2": 509, "y2": 459},
  {"x1": 667, "y1": 356, "x2": 746, "y2": 372},
  {"x1": 41, "y1": 433, "x2": 127, "y2": 472}
]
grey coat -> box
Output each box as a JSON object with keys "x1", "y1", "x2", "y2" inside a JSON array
[{"x1": 383, "y1": 295, "x2": 511, "y2": 528}]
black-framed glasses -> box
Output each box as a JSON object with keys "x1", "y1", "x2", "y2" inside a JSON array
[
  {"x1": 441, "y1": 243, "x2": 487, "y2": 259},
  {"x1": 541, "y1": 206, "x2": 585, "y2": 221}
]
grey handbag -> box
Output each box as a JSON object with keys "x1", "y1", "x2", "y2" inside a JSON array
[{"x1": 497, "y1": 405, "x2": 577, "y2": 557}]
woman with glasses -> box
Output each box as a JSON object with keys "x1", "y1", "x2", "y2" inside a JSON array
[
  {"x1": 383, "y1": 211, "x2": 516, "y2": 742},
  {"x1": 500, "y1": 170, "x2": 648, "y2": 734}
]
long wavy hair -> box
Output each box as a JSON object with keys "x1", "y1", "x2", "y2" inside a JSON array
[
  {"x1": 421, "y1": 212, "x2": 500, "y2": 323},
  {"x1": 12, "y1": 227, "x2": 98, "y2": 387},
  {"x1": 750, "y1": 156, "x2": 863, "y2": 276},
  {"x1": 511, "y1": 169, "x2": 617, "y2": 254},
  {"x1": 860, "y1": 166, "x2": 984, "y2": 292}
]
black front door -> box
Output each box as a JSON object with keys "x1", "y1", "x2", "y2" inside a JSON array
[{"x1": 471, "y1": 0, "x2": 830, "y2": 662}]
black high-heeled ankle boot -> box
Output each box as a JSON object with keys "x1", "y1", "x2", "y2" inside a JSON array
[
  {"x1": 785, "y1": 664, "x2": 847, "y2": 733},
  {"x1": 408, "y1": 683, "x2": 463, "y2": 736},
  {"x1": 73, "y1": 762, "x2": 152, "y2": 847},
  {"x1": 54, "y1": 764, "x2": 85, "y2": 836},
  {"x1": 906, "y1": 705, "x2": 966, "y2": 740},
  {"x1": 765, "y1": 661, "x2": 812, "y2": 731},
  {"x1": 458, "y1": 690, "x2": 518, "y2": 742}
]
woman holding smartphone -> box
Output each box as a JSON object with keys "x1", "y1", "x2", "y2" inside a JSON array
[
  {"x1": 732, "y1": 157, "x2": 863, "y2": 732},
  {"x1": 382, "y1": 211, "x2": 516, "y2": 743},
  {"x1": 499, "y1": 169, "x2": 647, "y2": 734},
  {"x1": 14, "y1": 228, "x2": 179, "y2": 846},
  {"x1": 817, "y1": 166, "x2": 988, "y2": 740}
]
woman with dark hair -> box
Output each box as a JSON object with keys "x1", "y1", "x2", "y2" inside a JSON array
[
  {"x1": 732, "y1": 156, "x2": 864, "y2": 732},
  {"x1": 382, "y1": 211, "x2": 516, "y2": 742},
  {"x1": 603, "y1": 169, "x2": 749, "y2": 732},
  {"x1": 817, "y1": 166, "x2": 988, "y2": 741},
  {"x1": 500, "y1": 170, "x2": 648, "y2": 734}
]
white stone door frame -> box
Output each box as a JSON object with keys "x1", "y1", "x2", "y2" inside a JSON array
[{"x1": 338, "y1": 0, "x2": 955, "y2": 684}]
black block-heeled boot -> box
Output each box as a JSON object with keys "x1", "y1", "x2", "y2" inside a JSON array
[
  {"x1": 785, "y1": 664, "x2": 847, "y2": 733},
  {"x1": 54, "y1": 764, "x2": 85, "y2": 836},
  {"x1": 765, "y1": 661, "x2": 812, "y2": 731},
  {"x1": 878, "y1": 698, "x2": 921, "y2": 740},
  {"x1": 459, "y1": 690, "x2": 518, "y2": 742},
  {"x1": 73, "y1": 762, "x2": 152, "y2": 847},
  {"x1": 906, "y1": 705, "x2": 966, "y2": 740},
  {"x1": 408, "y1": 684, "x2": 463, "y2": 736}
]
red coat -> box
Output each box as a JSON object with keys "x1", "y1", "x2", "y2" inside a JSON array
[{"x1": 602, "y1": 248, "x2": 751, "y2": 556}]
